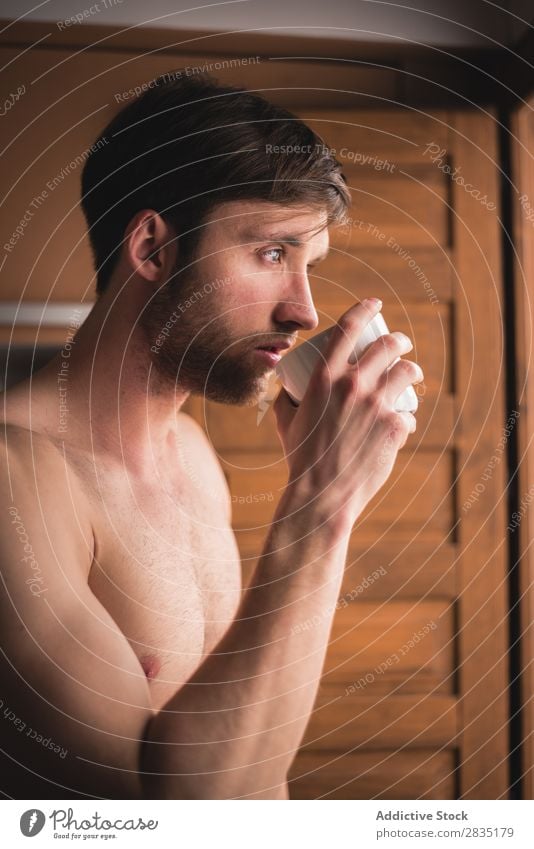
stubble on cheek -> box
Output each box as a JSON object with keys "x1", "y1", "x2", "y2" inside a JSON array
[{"x1": 142, "y1": 282, "x2": 271, "y2": 405}]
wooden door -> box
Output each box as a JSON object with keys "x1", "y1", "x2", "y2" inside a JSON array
[{"x1": 186, "y1": 106, "x2": 509, "y2": 799}]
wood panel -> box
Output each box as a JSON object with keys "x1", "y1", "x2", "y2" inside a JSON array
[
  {"x1": 450, "y1": 110, "x2": 509, "y2": 798},
  {"x1": 339, "y1": 540, "x2": 458, "y2": 600},
  {"x1": 322, "y1": 601, "x2": 453, "y2": 693},
  {"x1": 239, "y1": 535, "x2": 458, "y2": 600},
  {"x1": 330, "y1": 166, "x2": 449, "y2": 248},
  {"x1": 309, "y1": 246, "x2": 453, "y2": 303},
  {"x1": 301, "y1": 692, "x2": 458, "y2": 750},
  {"x1": 225, "y1": 449, "x2": 454, "y2": 538},
  {"x1": 288, "y1": 750, "x2": 456, "y2": 799}
]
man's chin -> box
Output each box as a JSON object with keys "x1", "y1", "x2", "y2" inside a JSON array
[
  {"x1": 201, "y1": 374, "x2": 270, "y2": 407},
  {"x1": 191, "y1": 371, "x2": 271, "y2": 407},
  {"x1": 150, "y1": 344, "x2": 276, "y2": 406}
]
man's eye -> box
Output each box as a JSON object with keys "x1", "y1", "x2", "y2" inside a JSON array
[{"x1": 260, "y1": 247, "x2": 284, "y2": 264}]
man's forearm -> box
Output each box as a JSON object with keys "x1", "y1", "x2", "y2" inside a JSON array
[{"x1": 140, "y1": 486, "x2": 352, "y2": 799}]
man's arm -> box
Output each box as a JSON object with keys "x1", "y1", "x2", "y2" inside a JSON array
[
  {"x1": 140, "y1": 300, "x2": 420, "y2": 800},
  {"x1": 0, "y1": 429, "x2": 154, "y2": 798}
]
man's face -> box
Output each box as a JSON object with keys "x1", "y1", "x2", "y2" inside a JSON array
[{"x1": 143, "y1": 200, "x2": 329, "y2": 405}]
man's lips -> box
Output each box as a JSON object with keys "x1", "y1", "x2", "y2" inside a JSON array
[
  {"x1": 254, "y1": 340, "x2": 294, "y2": 355},
  {"x1": 254, "y1": 349, "x2": 284, "y2": 366},
  {"x1": 253, "y1": 339, "x2": 294, "y2": 367}
]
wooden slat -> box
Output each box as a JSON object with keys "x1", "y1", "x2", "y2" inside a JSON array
[
  {"x1": 301, "y1": 692, "x2": 458, "y2": 750},
  {"x1": 322, "y1": 600, "x2": 453, "y2": 694},
  {"x1": 238, "y1": 534, "x2": 457, "y2": 600},
  {"x1": 224, "y1": 450, "x2": 454, "y2": 538},
  {"x1": 296, "y1": 109, "x2": 450, "y2": 164},
  {"x1": 288, "y1": 750, "x2": 455, "y2": 799},
  {"x1": 239, "y1": 63, "x2": 399, "y2": 108},
  {"x1": 355, "y1": 450, "x2": 454, "y2": 538},
  {"x1": 450, "y1": 110, "x2": 509, "y2": 798},
  {"x1": 312, "y1": 246, "x2": 453, "y2": 303},
  {"x1": 330, "y1": 168, "x2": 449, "y2": 248},
  {"x1": 339, "y1": 540, "x2": 457, "y2": 601}
]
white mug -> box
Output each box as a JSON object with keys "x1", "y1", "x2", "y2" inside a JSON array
[{"x1": 275, "y1": 312, "x2": 419, "y2": 413}]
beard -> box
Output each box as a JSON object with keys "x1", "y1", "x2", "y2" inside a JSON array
[{"x1": 141, "y1": 270, "x2": 276, "y2": 406}]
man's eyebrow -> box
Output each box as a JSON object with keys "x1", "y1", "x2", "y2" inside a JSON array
[{"x1": 239, "y1": 230, "x2": 330, "y2": 263}]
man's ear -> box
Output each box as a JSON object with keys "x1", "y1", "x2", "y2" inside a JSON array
[{"x1": 124, "y1": 209, "x2": 177, "y2": 284}]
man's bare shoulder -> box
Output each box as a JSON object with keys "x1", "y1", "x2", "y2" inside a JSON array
[
  {"x1": 0, "y1": 418, "x2": 56, "y2": 445},
  {"x1": 0, "y1": 422, "x2": 95, "y2": 579},
  {"x1": 0, "y1": 421, "x2": 86, "y2": 492},
  {"x1": 0, "y1": 421, "x2": 66, "y2": 480}
]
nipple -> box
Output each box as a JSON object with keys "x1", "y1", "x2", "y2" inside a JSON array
[{"x1": 139, "y1": 654, "x2": 161, "y2": 680}]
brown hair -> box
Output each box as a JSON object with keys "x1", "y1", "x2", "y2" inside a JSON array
[{"x1": 80, "y1": 72, "x2": 351, "y2": 296}]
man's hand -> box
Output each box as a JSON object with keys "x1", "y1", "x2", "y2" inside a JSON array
[{"x1": 273, "y1": 299, "x2": 424, "y2": 528}]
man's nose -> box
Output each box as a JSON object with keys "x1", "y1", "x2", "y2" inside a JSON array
[{"x1": 272, "y1": 274, "x2": 319, "y2": 331}]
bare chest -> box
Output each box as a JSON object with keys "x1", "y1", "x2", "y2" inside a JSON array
[{"x1": 87, "y1": 476, "x2": 242, "y2": 711}]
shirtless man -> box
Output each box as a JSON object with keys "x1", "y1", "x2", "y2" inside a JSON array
[{"x1": 0, "y1": 73, "x2": 422, "y2": 799}]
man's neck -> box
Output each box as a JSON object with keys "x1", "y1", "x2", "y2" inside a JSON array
[{"x1": 14, "y1": 283, "x2": 191, "y2": 476}]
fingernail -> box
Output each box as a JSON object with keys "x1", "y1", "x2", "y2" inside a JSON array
[
  {"x1": 363, "y1": 297, "x2": 382, "y2": 309},
  {"x1": 392, "y1": 331, "x2": 412, "y2": 348}
]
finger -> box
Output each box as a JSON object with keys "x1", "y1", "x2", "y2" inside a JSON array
[
  {"x1": 379, "y1": 358, "x2": 424, "y2": 407},
  {"x1": 357, "y1": 331, "x2": 414, "y2": 384},
  {"x1": 321, "y1": 298, "x2": 383, "y2": 378},
  {"x1": 396, "y1": 411, "x2": 417, "y2": 445}
]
